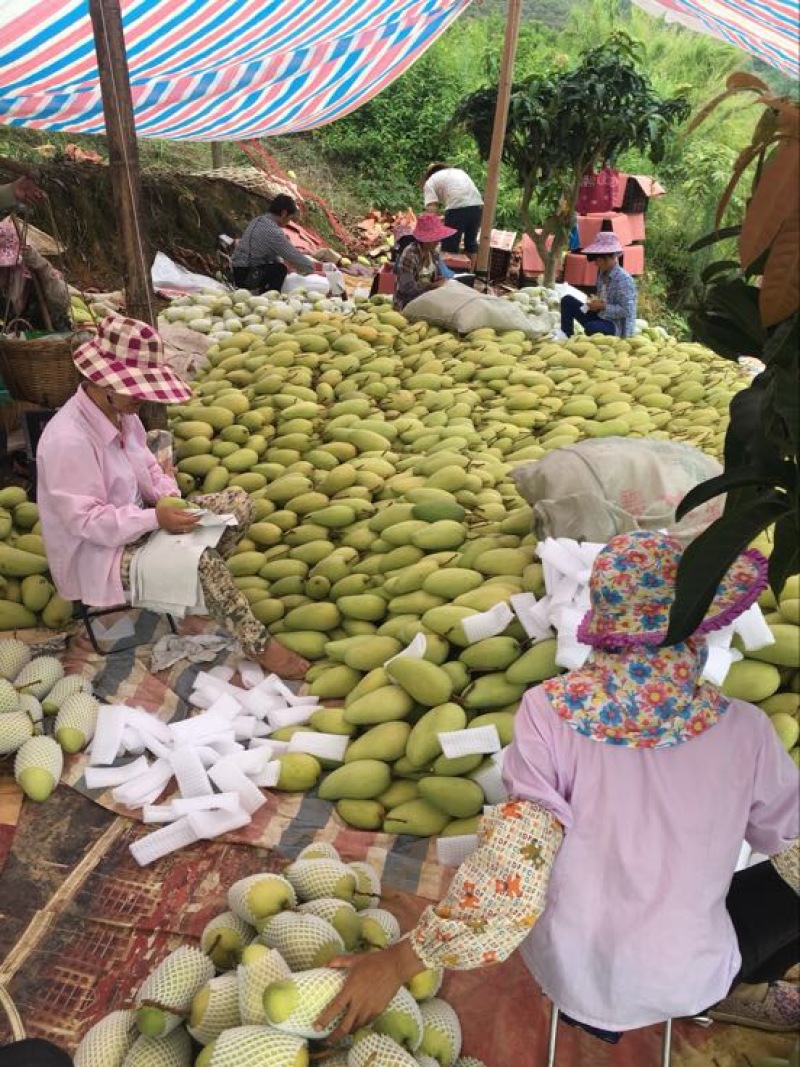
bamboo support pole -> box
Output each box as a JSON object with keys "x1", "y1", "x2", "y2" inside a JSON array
[
  {"x1": 89, "y1": 0, "x2": 165, "y2": 429},
  {"x1": 474, "y1": 0, "x2": 523, "y2": 284}
]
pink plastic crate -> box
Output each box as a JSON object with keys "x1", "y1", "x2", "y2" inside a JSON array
[
  {"x1": 563, "y1": 254, "x2": 597, "y2": 286},
  {"x1": 621, "y1": 244, "x2": 645, "y2": 275},
  {"x1": 442, "y1": 253, "x2": 472, "y2": 272},
  {"x1": 579, "y1": 212, "x2": 632, "y2": 247},
  {"x1": 626, "y1": 213, "x2": 646, "y2": 242},
  {"x1": 375, "y1": 264, "x2": 396, "y2": 295},
  {"x1": 520, "y1": 233, "x2": 558, "y2": 277}
]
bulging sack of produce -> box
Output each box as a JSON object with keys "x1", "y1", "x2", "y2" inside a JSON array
[
  {"x1": 511, "y1": 437, "x2": 724, "y2": 545},
  {"x1": 404, "y1": 281, "x2": 540, "y2": 338}
]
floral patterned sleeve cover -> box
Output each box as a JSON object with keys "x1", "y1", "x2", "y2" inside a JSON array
[
  {"x1": 410, "y1": 799, "x2": 563, "y2": 969},
  {"x1": 772, "y1": 838, "x2": 800, "y2": 894}
]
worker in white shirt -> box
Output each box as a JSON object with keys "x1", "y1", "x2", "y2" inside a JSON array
[{"x1": 422, "y1": 163, "x2": 483, "y2": 269}]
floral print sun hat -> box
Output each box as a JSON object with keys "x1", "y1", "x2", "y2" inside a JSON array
[
  {"x1": 543, "y1": 531, "x2": 769, "y2": 749},
  {"x1": 577, "y1": 530, "x2": 768, "y2": 649}
]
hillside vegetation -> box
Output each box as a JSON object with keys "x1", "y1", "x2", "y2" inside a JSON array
[{"x1": 0, "y1": 0, "x2": 790, "y2": 328}]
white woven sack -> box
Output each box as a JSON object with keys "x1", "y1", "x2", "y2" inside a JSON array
[
  {"x1": 511, "y1": 437, "x2": 724, "y2": 546},
  {"x1": 403, "y1": 280, "x2": 539, "y2": 337}
]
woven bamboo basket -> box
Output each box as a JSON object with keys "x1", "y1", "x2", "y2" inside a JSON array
[{"x1": 0, "y1": 331, "x2": 85, "y2": 409}]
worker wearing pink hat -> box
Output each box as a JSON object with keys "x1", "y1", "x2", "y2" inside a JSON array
[
  {"x1": 560, "y1": 230, "x2": 638, "y2": 340},
  {"x1": 393, "y1": 213, "x2": 457, "y2": 311},
  {"x1": 36, "y1": 314, "x2": 308, "y2": 678}
]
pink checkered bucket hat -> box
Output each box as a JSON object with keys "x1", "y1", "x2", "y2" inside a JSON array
[
  {"x1": 582, "y1": 231, "x2": 624, "y2": 256},
  {"x1": 72, "y1": 314, "x2": 192, "y2": 404}
]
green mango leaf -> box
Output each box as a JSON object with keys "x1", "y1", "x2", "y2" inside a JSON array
[
  {"x1": 676, "y1": 463, "x2": 795, "y2": 522},
  {"x1": 665, "y1": 492, "x2": 791, "y2": 645},
  {"x1": 769, "y1": 513, "x2": 800, "y2": 597}
]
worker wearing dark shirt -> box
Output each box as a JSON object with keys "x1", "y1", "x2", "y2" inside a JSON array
[{"x1": 231, "y1": 194, "x2": 319, "y2": 294}]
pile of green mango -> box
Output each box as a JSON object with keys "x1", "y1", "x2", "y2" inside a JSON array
[
  {"x1": 0, "y1": 486, "x2": 73, "y2": 632},
  {"x1": 165, "y1": 296, "x2": 796, "y2": 833}
]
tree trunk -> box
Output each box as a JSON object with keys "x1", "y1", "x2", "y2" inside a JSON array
[
  {"x1": 474, "y1": 0, "x2": 524, "y2": 279},
  {"x1": 544, "y1": 230, "x2": 568, "y2": 286},
  {"x1": 211, "y1": 142, "x2": 223, "y2": 169},
  {"x1": 520, "y1": 181, "x2": 560, "y2": 288}
]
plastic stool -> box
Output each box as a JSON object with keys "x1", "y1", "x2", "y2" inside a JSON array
[
  {"x1": 77, "y1": 602, "x2": 177, "y2": 656},
  {"x1": 545, "y1": 1003, "x2": 673, "y2": 1066}
]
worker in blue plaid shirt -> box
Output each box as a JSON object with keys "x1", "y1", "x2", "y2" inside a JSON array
[{"x1": 560, "y1": 231, "x2": 638, "y2": 339}]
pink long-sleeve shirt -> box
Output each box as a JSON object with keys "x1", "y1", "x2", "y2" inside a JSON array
[
  {"x1": 503, "y1": 687, "x2": 799, "y2": 1031},
  {"x1": 36, "y1": 386, "x2": 179, "y2": 607}
]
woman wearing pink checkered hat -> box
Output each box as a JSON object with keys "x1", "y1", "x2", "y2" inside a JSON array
[{"x1": 35, "y1": 314, "x2": 308, "y2": 678}]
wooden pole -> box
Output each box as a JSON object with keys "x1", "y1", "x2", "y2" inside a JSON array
[
  {"x1": 89, "y1": 0, "x2": 165, "y2": 429},
  {"x1": 211, "y1": 142, "x2": 224, "y2": 170},
  {"x1": 474, "y1": 0, "x2": 523, "y2": 284}
]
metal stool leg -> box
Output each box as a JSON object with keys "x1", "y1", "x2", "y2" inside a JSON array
[
  {"x1": 79, "y1": 606, "x2": 104, "y2": 656},
  {"x1": 660, "y1": 1018, "x2": 673, "y2": 1067},
  {"x1": 546, "y1": 1002, "x2": 559, "y2": 1067}
]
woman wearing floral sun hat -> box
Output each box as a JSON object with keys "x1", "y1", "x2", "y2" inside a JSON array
[
  {"x1": 559, "y1": 230, "x2": 638, "y2": 339},
  {"x1": 314, "y1": 531, "x2": 799, "y2": 1043},
  {"x1": 35, "y1": 314, "x2": 308, "y2": 679}
]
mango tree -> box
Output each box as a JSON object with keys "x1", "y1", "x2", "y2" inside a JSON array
[
  {"x1": 666, "y1": 74, "x2": 799, "y2": 641},
  {"x1": 452, "y1": 30, "x2": 689, "y2": 284}
]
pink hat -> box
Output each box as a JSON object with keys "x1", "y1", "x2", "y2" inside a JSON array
[
  {"x1": 413, "y1": 214, "x2": 457, "y2": 244},
  {"x1": 393, "y1": 222, "x2": 414, "y2": 242},
  {"x1": 73, "y1": 314, "x2": 193, "y2": 404},
  {"x1": 582, "y1": 231, "x2": 624, "y2": 256},
  {"x1": 0, "y1": 218, "x2": 21, "y2": 268}
]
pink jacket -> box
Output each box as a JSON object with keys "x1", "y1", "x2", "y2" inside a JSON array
[{"x1": 36, "y1": 386, "x2": 178, "y2": 607}]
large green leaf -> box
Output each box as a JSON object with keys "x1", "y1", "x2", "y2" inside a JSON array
[
  {"x1": 690, "y1": 228, "x2": 743, "y2": 254},
  {"x1": 665, "y1": 493, "x2": 791, "y2": 645},
  {"x1": 676, "y1": 462, "x2": 796, "y2": 521},
  {"x1": 769, "y1": 513, "x2": 800, "y2": 596}
]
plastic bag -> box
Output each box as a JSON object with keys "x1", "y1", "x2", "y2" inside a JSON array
[
  {"x1": 511, "y1": 437, "x2": 724, "y2": 546},
  {"x1": 282, "y1": 272, "x2": 330, "y2": 296},
  {"x1": 151, "y1": 252, "x2": 227, "y2": 294}
]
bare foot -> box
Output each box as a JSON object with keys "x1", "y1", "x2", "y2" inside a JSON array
[{"x1": 258, "y1": 639, "x2": 310, "y2": 681}]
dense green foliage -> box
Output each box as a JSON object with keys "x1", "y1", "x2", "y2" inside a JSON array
[
  {"x1": 453, "y1": 30, "x2": 689, "y2": 282},
  {"x1": 308, "y1": 0, "x2": 780, "y2": 325}
]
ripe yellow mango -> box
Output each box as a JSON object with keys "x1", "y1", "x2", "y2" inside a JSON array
[
  {"x1": 406, "y1": 703, "x2": 466, "y2": 768},
  {"x1": 739, "y1": 625, "x2": 799, "y2": 669},
  {"x1": 721, "y1": 660, "x2": 781, "y2": 703},
  {"x1": 505, "y1": 638, "x2": 561, "y2": 685},
  {"x1": 418, "y1": 776, "x2": 484, "y2": 818},
  {"x1": 383, "y1": 800, "x2": 450, "y2": 837},
  {"x1": 463, "y1": 673, "x2": 526, "y2": 710},
  {"x1": 344, "y1": 721, "x2": 411, "y2": 763}
]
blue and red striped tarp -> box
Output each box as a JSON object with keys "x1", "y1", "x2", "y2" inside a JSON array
[
  {"x1": 632, "y1": 0, "x2": 798, "y2": 78},
  {"x1": 0, "y1": 0, "x2": 472, "y2": 141},
  {"x1": 0, "y1": 0, "x2": 795, "y2": 142}
]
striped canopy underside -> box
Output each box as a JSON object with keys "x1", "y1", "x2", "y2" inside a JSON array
[
  {"x1": 0, "y1": 0, "x2": 795, "y2": 142},
  {"x1": 0, "y1": 0, "x2": 472, "y2": 141},
  {"x1": 631, "y1": 0, "x2": 798, "y2": 77}
]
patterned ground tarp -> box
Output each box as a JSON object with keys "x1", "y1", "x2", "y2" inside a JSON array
[{"x1": 0, "y1": 613, "x2": 795, "y2": 1064}]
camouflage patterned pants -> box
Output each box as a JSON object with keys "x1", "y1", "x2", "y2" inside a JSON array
[{"x1": 121, "y1": 488, "x2": 269, "y2": 658}]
